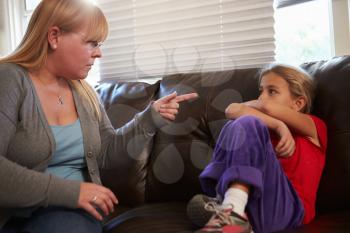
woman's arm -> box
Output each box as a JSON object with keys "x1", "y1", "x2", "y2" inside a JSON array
[{"x1": 99, "y1": 92, "x2": 198, "y2": 169}]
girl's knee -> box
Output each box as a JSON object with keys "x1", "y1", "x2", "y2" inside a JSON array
[
  {"x1": 236, "y1": 115, "x2": 264, "y2": 126},
  {"x1": 225, "y1": 116, "x2": 266, "y2": 131},
  {"x1": 221, "y1": 116, "x2": 270, "y2": 146}
]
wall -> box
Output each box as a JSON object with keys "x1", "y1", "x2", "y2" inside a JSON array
[{"x1": 330, "y1": 0, "x2": 350, "y2": 56}]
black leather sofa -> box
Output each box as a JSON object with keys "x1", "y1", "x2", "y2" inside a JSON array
[{"x1": 96, "y1": 56, "x2": 350, "y2": 233}]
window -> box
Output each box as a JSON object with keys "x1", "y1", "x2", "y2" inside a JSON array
[
  {"x1": 0, "y1": 0, "x2": 25, "y2": 57},
  {"x1": 274, "y1": 0, "x2": 332, "y2": 65},
  {"x1": 24, "y1": 0, "x2": 40, "y2": 27},
  {"x1": 0, "y1": 1, "x2": 7, "y2": 57},
  {"x1": 8, "y1": 0, "x2": 338, "y2": 83},
  {"x1": 24, "y1": 0, "x2": 40, "y2": 10},
  {"x1": 97, "y1": 0, "x2": 275, "y2": 81}
]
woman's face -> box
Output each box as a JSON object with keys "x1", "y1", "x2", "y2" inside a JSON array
[
  {"x1": 51, "y1": 27, "x2": 102, "y2": 80},
  {"x1": 259, "y1": 72, "x2": 297, "y2": 110}
]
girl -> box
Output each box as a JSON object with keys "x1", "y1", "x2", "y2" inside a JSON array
[{"x1": 187, "y1": 64, "x2": 327, "y2": 233}]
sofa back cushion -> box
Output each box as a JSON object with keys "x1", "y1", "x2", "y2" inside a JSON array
[
  {"x1": 96, "y1": 81, "x2": 160, "y2": 206},
  {"x1": 145, "y1": 69, "x2": 261, "y2": 202},
  {"x1": 302, "y1": 56, "x2": 350, "y2": 213}
]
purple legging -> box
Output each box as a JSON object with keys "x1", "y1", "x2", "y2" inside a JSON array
[{"x1": 199, "y1": 116, "x2": 304, "y2": 233}]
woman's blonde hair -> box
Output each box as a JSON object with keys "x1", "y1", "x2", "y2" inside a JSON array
[
  {"x1": 259, "y1": 64, "x2": 315, "y2": 113},
  {"x1": 0, "y1": 0, "x2": 109, "y2": 118}
]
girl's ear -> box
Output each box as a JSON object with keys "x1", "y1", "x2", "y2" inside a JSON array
[
  {"x1": 293, "y1": 96, "x2": 306, "y2": 112},
  {"x1": 47, "y1": 26, "x2": 61, "y2": 50}
]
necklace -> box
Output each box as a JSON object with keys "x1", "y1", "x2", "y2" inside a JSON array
[
  {"x1": 55, "y1": 81, "x2": 65, "y2": 106},
  {"x1": 36, "y1": 76, "x2": 65, "y2": 106},
  {"x1": 58, "y1": 95, "x2": 64, "y2": 105}
]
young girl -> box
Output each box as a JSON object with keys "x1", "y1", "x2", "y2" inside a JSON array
[{"x1": 187, "y1": 64, "x2": 327, "y2": 233}]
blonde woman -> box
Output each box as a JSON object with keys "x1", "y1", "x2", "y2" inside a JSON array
[
  {"x1": 0, "y1": 0, "x2": 197, "y2": 232},
  {"x1": 187, "y1": 65, "x2": 327, "y2": 233}
]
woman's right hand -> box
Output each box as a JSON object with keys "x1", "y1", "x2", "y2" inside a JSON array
[
  {"x1": 274, "y1": 121, "x2": 295, "y2": 157},
  {"x1": 78, "y1": 182, "x2": 118, "y2": 221}
]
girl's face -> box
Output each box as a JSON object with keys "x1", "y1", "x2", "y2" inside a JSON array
[{"x1": 259, "y1": 72, "x2": 302, "y2": 111}]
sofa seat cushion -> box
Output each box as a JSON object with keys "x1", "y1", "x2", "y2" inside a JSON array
[
  {"x1": 103, "y1": 202, "x2": 193, "y2": 233},
  {"x1": 275, "y1": 211, "x2": 350, "y2": 233},
  {"x1": 103, "y1": 208, "x2": 350, "y2": 233}
]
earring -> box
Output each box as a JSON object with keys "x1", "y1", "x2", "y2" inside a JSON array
[{"x1": 51, "y1": 44, "x2": 57, "y2": 50}]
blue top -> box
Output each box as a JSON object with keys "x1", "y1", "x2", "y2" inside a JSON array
[{"x1": 46, "y1": 119, "x2": 87, "y2": 181}]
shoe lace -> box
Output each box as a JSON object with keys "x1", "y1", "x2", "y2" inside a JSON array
[{"x1": 204, "y1": 201, "x2": 234, "y2": 226}]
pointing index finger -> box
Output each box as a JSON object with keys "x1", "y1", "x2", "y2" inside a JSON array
[
  {"x1": 174, "y1": 93, "x2": 198, "y2": 103},
  {"x1": 159, "y1": 91, "x2": 177, "y2": 103}
]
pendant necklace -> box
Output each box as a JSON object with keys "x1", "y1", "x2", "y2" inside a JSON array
[
  {"x1": 36, "y1": 76, "x2": 65, "y2": 106},
  {"x1": 58, "y1": 95, "x2": 64, "y2": 105},
  {"x1": 57, "y1": 82, "x2": 65, "y2": 106}
]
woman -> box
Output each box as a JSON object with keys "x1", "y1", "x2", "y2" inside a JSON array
[{"x1": 0, "y1": 0, "x2": 197, "y2": 232}]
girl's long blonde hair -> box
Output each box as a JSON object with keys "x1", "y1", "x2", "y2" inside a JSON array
[
  {"x1": 259, "y1": 64, "x2": 315, "y2": 113},
  {"x1": 0, "y1": 0, "x2": 109, "y2": 118}
]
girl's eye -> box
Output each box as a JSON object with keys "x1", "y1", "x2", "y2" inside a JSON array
[{"x1": 268, "y1": 89, "x2": 277, "y2": 95}]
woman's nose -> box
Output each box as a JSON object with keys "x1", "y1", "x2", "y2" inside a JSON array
[{"x1": 92, "y1": 47, "x2": 102, "y2": 58}]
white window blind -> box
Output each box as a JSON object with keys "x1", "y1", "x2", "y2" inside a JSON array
[
  {"x1": 97, "y1": 0, "x2": 275, "y2": 81},
  {"x1": 276, "y1": 0, "x2": 315, "y2": 8}
]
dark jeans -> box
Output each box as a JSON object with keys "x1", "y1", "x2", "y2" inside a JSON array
[
  {"x1": 0, "y1": 207, "x2": 102, "y2": 233},
  {"x1": 199, "y1": 116, "x2": 304, "y2": 233}
]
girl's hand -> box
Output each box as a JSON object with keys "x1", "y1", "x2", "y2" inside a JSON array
[
  {"x1": 274, "y1": 121, "x2": 295, "y2": 157},
  {"x1": 152, "y1": 91, "x2": 198, "y2": 121},
  {"x1": 78, "y1": 182, "x2": 118, "y2": 221}
]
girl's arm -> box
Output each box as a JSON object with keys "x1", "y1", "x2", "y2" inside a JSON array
[
  {"x1": 246, "y1": 100, "x2": 318, "y2": 145},
  {"x1": 225, "y1": 102, "x2": 296, "y2": 156},
  {"x1": 226, "y1": 102, "x2": 282, "y2": 131},
  {"x1": 226, "y1": 100, "x2": 319, "y2": 146}
]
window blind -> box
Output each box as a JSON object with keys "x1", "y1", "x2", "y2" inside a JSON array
[
  {"x1": 97, "y1": 0, "x2": 275, "y2": 81},
  {"x1": 276, "y1": 0, "x2": 315, "y2": 8}
]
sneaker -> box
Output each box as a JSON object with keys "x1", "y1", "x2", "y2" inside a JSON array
[
  {"x1": 187, "y1": 194, "x2": 221, "y2": 227},
  {"x1": 187, "y1": 194, "x2": 252, "y2": 233},
  {"x1": 195, "y1": 208, "x2": 252, "y2": 233}
]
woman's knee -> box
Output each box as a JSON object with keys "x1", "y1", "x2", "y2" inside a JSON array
[{"x1": 23, "y1": 208, "x2": 102, "y2": 233}]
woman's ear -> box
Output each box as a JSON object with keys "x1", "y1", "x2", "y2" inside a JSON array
[
  {"x1": 293, "y1": 96, "x2": 306, "y2": 112},
  {"x1": 47, "y1": 26, "x2": 61, "y2": 50}
]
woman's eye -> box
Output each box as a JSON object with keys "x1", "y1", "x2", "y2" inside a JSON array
[{"x1": 88, "y1": 41, "x2": 102, "y2": 48}]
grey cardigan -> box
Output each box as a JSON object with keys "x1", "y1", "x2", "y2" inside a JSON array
[{"x1": 0, "y1": 63, "x2": 166, "y2": 228}]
